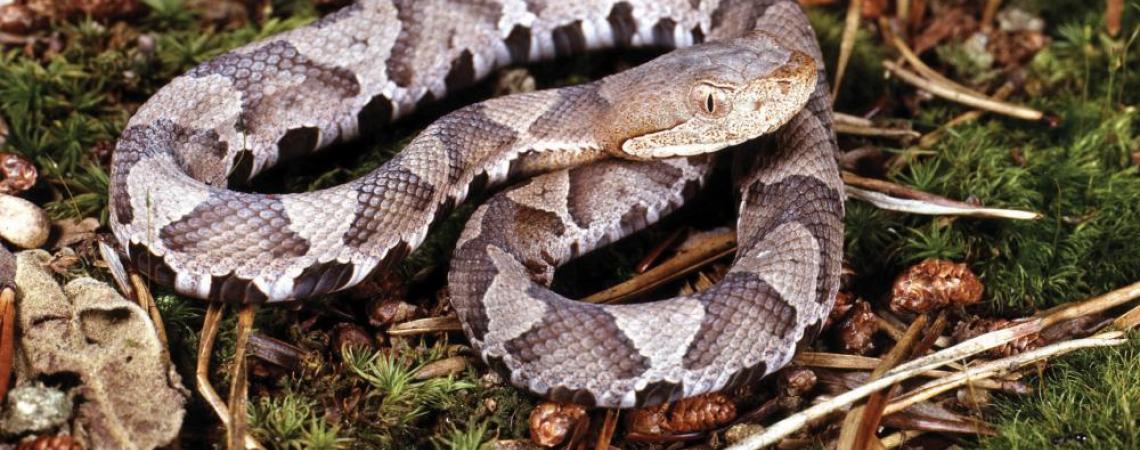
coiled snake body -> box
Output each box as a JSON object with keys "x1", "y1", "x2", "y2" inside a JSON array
[{"x1": 110, "y1": 0, "x2": 843, "y2": 408}]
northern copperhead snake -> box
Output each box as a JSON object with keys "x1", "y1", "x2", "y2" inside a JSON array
[{"x1": 109, "y1": 0, "x2": 843, "y2": 408}]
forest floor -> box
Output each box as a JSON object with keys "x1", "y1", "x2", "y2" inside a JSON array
[{"x1": 1, "y1": 0, "x2": 1140, "y2": 449}]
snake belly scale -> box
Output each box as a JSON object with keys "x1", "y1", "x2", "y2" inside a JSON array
[{"x1": 109, "y1": 0, "x2": 843, "y2": 408}]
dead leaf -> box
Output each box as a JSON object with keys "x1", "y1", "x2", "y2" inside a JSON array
[
  {"x1": 52, "y1": 217, "x2": 99, "y2": 250},
  {"x1": 13, "y1": 250, "x2": 188, "y2": 450},
  {"x1": 913, "y1": 7, "x2": 977, "y2": 55}
]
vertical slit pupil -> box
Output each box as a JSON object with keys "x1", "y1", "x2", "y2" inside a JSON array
[{"x1": 705, "y1": 94, "x2": 715, "y2": 113}]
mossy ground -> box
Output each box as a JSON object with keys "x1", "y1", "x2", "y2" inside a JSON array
[{"x1": 2, "y1": 0, "x2": 1140, "y2": 448}]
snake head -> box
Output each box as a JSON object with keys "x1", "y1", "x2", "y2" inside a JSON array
[{"x1": 598, "y1": 31, "x2": 818, "y2": 160}]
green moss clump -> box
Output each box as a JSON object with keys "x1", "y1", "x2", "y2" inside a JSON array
[
  {"x1": 249, "y1": 391, "x2": 352, "y2": 450},
  {"x1": 981, "y1": 334, "x2": 1140, "y2": 449}
]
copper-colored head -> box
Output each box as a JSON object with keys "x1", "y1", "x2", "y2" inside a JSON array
[{"x1": 594, "y1": 31, "x2": 817, "y2": 159}]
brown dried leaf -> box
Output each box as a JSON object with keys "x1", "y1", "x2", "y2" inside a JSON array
[
  {"x1": 988, "y1": 30, "x2": 1049, "y2": 68},
  {"x1": 13, "y1": 250, "x2": 188, "y2": 450},
  {"x1": 913, "y1": 7, "x2": 977, "y2": 54},
  {"x1": 890, "y1": 259, "x2": 983, "y2": 314},
  {"x1": 52, "y1": 217, "x2": 100, "y2": 250},
  {"x1": 528, "y1": 402, "x2": 587, "y2": 447}
]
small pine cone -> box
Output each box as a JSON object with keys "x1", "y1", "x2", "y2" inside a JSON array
[
  {"x1": 890, "y1": 259, "x2": 983, "y2": 314},
  {"x1": 0, "y1": 152, "x2": 38, "y2": 195},
  {"x1": 952, "y1": 317, "x2": 1040, "y2": 358},
  {"x1": 824, "y1": 291, "x2": 857, "y2": 330},
  {"x1": 529, "y1": 402, "x2": 587, "y2": 447},
  {"x1": 836, "y1": 300, "x2": 877, "y2": 355},
  {"x1": 17, "y1": 435, "x2": 83, "y2": 450},
  {"x1": 627, "y1": 392, "x2": 736, "y2": 435},
  {"x1": 666, "y1": 392, "x2": 736, "y2": 433},
  {"x1": 779, "y1": 366, "x2": 818, "y2": 398}
]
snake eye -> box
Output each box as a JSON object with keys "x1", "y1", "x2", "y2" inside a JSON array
[{"x1": 691, "y1": 83, "x2": 731, "y2": 118}]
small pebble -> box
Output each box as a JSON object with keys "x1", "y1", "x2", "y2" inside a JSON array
[{"x1": 0, "y1": 194, "x2": 50, "y2": 249}]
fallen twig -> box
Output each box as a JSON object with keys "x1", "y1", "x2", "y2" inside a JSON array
[
  {"x1": 387, "y1": 315, "x2": 464, "y2": 336},
  {"x1": 635, "y1": 228, "x2": 685, "y2": 273},
  {"x1": 583, "y1": 230, "x2": 735, "y2": 304},
  {"x1": 846, "y1": 186, "x2": 1040, "y2": 220},
  {"x1": 0, "y1": 286, "x2": 14, "y2": 401},
  {"x1": 884, "y1": 331, "x2": 1125, "y2": 416},
  {"x1": 838, "y1": 316, "x2": 928, "y2": 450},
  {"x1": 912, "y1": 82, "x2": 1018, "y2": 151},
  {"x1": 1112, "y1": 303, "x2": 1140, "y2": 330},
  {"x1": 834, "y1": 114, "x2": 921, "y2": 140},
  {"x1": 880, "y1": 430, "x2": 923, "y2": 449},
  {"x1": 842, "y1": 172, "x2": 1039, "y2": 219},
  {"x1": 980, "y1": 0, "x2": 1002, "y2": 34},
  {"x1": 727, "y1": 329, "x2": 1125, "y2": 449},
  {"x1": 1107, "y1": 0, "x2": 1123, "y2": 37},
  {"x1": 883, "y1": 60, "x2": 1046, "y2": 121},
  {"x1": 879, "y1": 18, "x2": 986, "y2": 98},
  {"x1": 596, "y1": 409, "x2": 620, "y2": 450},
  {"x1": 130, "y1": 272, "x2": 172, "y2": 352},
  {"x1": 880, "y1": 412, "x2": 996, "y2": 435},
  {"x1": 1038, "y1": 280, "x2": 1140, "y2": 328},
  {"x1": 831, "y1": 0, "x2": 864, "y2": 102},
  {"x1": 588, "y1": 175, "x2": 1038, "y2": 306}
]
